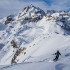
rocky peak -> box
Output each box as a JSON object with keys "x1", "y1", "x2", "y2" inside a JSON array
[{"x1": 17, "y1": 5, "x2": 45, "y2": 24}]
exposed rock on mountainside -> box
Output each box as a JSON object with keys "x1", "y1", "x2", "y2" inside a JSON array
[{"x1": 17, "y1": 4, "x2": 45, "y2": 24}]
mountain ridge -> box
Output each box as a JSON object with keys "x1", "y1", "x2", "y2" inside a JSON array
[{"x1": 0, "y1": 5, "x2": 70, "y2": 66}]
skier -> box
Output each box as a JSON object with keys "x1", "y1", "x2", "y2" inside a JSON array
[{"x1": 53, "y1": 50, "x2": 61, "y2": 61}]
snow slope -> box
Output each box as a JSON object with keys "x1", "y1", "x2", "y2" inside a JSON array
[
  {"x1": 0, "y1": 34, "x2": 70, "y2": 70},
  {"x1": 0, "y1": 5, "x2": 70, "y2": 70}
]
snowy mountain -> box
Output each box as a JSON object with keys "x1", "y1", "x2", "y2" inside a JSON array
[
  {"x1": 17, "y1": 4, "x2": 45, "y2": 24},
  {"x1": 0, "y1": 5, "x2": 70, "y2": 70}
]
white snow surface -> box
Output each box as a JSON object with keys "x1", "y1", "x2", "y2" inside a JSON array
[{"x1": 0, "y1": 5, "x2": 70, "y2": 70}]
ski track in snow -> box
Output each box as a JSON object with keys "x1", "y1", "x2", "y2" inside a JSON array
[
  {"x1": 0, "y1": 56, "x2": 53, "y2": 70},
  {"x1": 55, "y1": 63, "x2": 69, "y2": 70},
  {"x1": 0, "y1": 54, "x2": 70, "y2": 70},
  {"x1": 0, "y1": 58, "x2": 48, "y2": 70}
]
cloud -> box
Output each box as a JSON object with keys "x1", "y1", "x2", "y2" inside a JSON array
[
  {"x1": 0, "y1": 0, "x2": 47, "y2": 18},
  {"x1": 0, "y1": 0, "x2": 70, "y2": 18},
  {"x1": 50, "y1": 0, "x2": 70, "y2": 10}
]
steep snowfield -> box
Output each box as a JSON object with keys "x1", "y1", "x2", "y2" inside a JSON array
[
  {"x1": 0, "y1": 34, "x2": 70, "y2": 70},
  {"x1": 0, "y1": 5, "x2": 70, "y2": 70}
]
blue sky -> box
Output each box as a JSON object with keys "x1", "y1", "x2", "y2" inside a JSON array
[{"x1": 0, "y1": 0, "x2": 70, "y2": 18}]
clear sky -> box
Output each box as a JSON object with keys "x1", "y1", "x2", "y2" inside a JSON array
[{"x1": 0, "y1": 0, "x2": 70, "y2": 19}]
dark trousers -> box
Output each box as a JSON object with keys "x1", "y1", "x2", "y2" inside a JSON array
[{"x1": 53, "y1": 56, "x2": 59, "y2": 61}]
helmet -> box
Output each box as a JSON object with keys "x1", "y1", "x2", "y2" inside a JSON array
[{"x1": 57, "y1": 50, "x2": 59, "y2": 52}]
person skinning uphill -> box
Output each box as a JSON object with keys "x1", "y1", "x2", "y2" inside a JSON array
[{"x1": 53, "y1": 50, "x2": 61, "y2": 61}]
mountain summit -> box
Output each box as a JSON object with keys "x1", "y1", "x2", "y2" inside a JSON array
[{"x1": 17, "y1": 4, "x2": 45, "y2": 24}]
